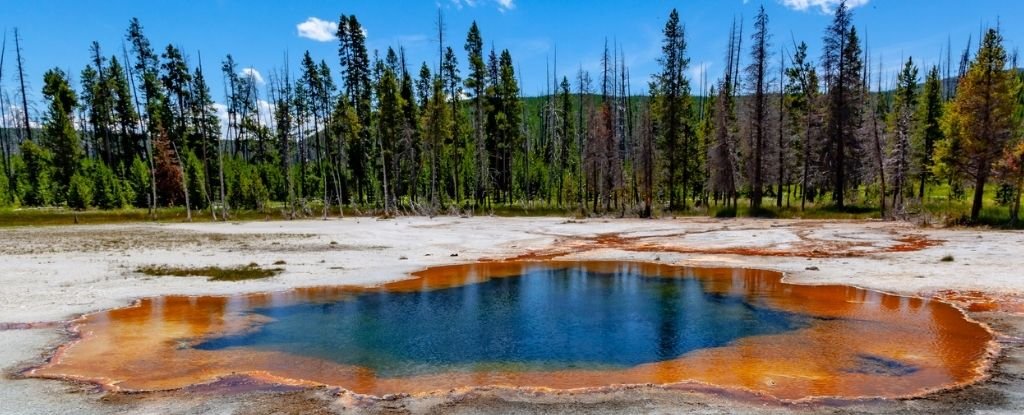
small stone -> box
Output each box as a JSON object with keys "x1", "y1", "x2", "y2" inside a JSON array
[
  {"x1": 399, "y1": 256, "x2": 408, "y2": 260},
  {"x1": 450, "y1": 253, "x2": 459, "y2": 257},
  {"x1": 805, "y1": 266, "x2": 820, "y2": 271}
]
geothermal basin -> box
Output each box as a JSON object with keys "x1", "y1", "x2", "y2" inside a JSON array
[{"x1": 28, "y1": 261, "x2": 995, "y2": 402}]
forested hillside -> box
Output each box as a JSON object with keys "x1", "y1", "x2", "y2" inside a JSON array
[{"x1": 1, "y1": 1, "x2": 1022, "y2": 225}]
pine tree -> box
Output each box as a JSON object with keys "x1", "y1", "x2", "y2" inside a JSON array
[
  {"x1": 785, "y1": 42, "x2": 820, "y2": 210},
  {"x1": 40, "y1": 68, "x2": 82, "y2": 192},
  {"x1": 337, "y1": 14, "x2": 373, "y2": 204},
  {"x1": 943, "y1": 28, "x2": 1016, "y2": 221},
  {"x1": 107, "y1": 56, "x2": 139, "y2": 167},
  {"x1": 654, "y1": 9, "x2": 695, "y2": 209},
  {"x1": 464, "y1": 22, "x2": 488, "y2": 206},
  {"x1": 888, "y1": 57, "x2": 918, "y2": 211},
  {"x1": 821, "y1": 1, "x2": 864, "y2": 208},
  {"x1": 376, "y1": 49, "x2": 402, "y2": 214},
  {"x1": 745, "y1": 5, "x2": 771, "y2": 210},
  {"x1": 558, "y1": 76, "x2": 573, "y2": 207},
  {"x1": 82, "y1": 42, "x2": 115, "y2": 165},
  {"x1": 915, "y1": 66, "x2": 944, "y2": 199},
  {"x1": 160, "y1": 44, "x2": 191, "y2": 144},
  {"x1": 442, "y1": 46, "x2": 464, "y2": 204},
  {"x1": 301, "y1": 51, "x2": 330, "y2": 217}
]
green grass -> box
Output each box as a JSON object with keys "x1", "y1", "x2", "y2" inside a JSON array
[
  {"x1": 137, "y1": 263, "x2": 283, "y2": 281},
  {"x1": 0, "y1": 206, "x2": 273, "y2": 227},
  {"x1": 1, "y1": 183, "x2": 1021, "y2": 227}
]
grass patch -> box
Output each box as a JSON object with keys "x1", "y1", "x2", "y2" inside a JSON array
[
  {"x1": 0, "y1": 207, "x2": 273, "y2": 227},
  {"x1": 1, "y1": 182, "x2": 1020, "y2": 227},
  {"x1": 137, "y1": 263, "x2": 283, "y2": 281}
]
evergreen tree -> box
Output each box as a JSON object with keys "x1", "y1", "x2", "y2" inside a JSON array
[
  {"x1": 558, "y1": 76, "x2": 573, "y2": 207},
  {"x1": 160, "y1": 44, "x2": 191, "y2": 143},
  {"x1": 375, "y1": 49, "x2": 402, "y2": 213},
  {"x1": 785, "y1": 42, "x2": 821, "y2": 210},
  {"x1": 464, "y1": 22, "x2": 488, "y2": 205},
  {"x1": 19, "y1": 140, "x2": 55, "y2": 205},
  {"x1": 337, "y1": 14, "x2": 373, "y2": 203},
  {"x1": 654, "y1": 9, "x2": 695, "y2": 209},
  {"x1": 888, "y1": 57, "x2": 918, "y2": 211},
  {"x1": 81, "y1": 42, "x2": 115, "y2": 165},
  {"x1": 745, "y1": 5, "x2": 771, "y2": 209},
  {"x1": 942, "y1": 28, "x2": 1016, "y2": 221},
  {"x1": 107, "y1": 56, "x2": 140, "y2": 167},
  {"x1": 821, "y1": 1, "x2": 864, "y2": 208},
  {"x1": 40, "y1": 68, "x2": 82, "y2": 191},
  {"x1": 442, "y1": 46, "x2": 464, "y2": 203},
  {"x1": 915, "y1": 65, "x2": 944, "y2": 198}
]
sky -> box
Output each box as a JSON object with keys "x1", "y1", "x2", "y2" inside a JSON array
[{"x1": 1, "y1": 0, "x2": 1022, "y2": 122}]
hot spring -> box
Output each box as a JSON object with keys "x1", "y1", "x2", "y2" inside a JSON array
[{"x1": 29, "y1": 261, "x2": 994, "y2": 401}]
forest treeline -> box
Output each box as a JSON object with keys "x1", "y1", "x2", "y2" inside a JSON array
[{"x1": 0, "y1": 1, "x2": 1022, "y2": 223}]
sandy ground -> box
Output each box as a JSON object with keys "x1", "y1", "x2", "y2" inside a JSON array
[{"x1": 1, "y1": 216, "x2": 1023, "y2": 414}]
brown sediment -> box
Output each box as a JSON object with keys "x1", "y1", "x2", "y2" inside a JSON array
[
  {"x1": 932, "y1": 290, "x2": 1024, "y2": 314},
  {"x1": 25, "y1": 261, "x2": 995, "y2": 403},
  {"x1": 0, "y1": 321, "x2": 64, "y2": 331},
  {"x1": 501, "y1": 230, "x2": 942, "y2": 261}
]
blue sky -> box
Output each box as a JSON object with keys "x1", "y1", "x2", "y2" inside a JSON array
[{"x1": 1, "y1": 0, "x2": 1021, "y2": 116}]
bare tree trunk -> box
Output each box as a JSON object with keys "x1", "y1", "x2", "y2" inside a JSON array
[
  {"x1": 0, "y1": 33, "x2": 11, "y2": 180},
  {"x1": 170, "y1": 141, "x2": 192, "y2": 221},
  {"x1": 777, "y1": 48, "x2": 786, "y2": 209},
  {"x1": 870, "y1": 101, "x2": 887, "y2": 219},
  {"x1": 122, "y1": 43, "x2": 158, "y2": 220},
  {"x1": 14, "y1": 29, "x2": 32, "y2": 142}
]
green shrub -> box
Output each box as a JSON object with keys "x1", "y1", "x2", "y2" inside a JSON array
[
  {"x1": 184, "y1": 150, "x2": 208, "y2": 209},
  {"x1": 227, "y1": 158, "x2": 270, "y2": 210},
  {"x1": 66, "y1": 173, "x2": 93, "y2": 210},
  {"x1": 0, "y1": 165, "x2": 9, "y2": 207},
  {"x1": 87, "y1": 160, "x2": 127, "y2": 209},
  {"x1": 19, "y1": 140, "x2": 56, "y2": 206},
  {"x1": 128, "y1": 156, "x2": 151, "y2": 208},
  {"x1": 259, "y1": 162, "x2": 286, "y2": 201}
]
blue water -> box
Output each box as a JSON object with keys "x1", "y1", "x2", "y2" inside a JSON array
[{"x1": 196, "y1": 264, "x2": 811, "y2": 377}]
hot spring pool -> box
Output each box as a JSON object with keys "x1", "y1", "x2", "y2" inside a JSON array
[{"x1": 30, "y1": 261, "x2": 994, "y2": 401}]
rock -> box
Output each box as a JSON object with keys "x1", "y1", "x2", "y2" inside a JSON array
[{"x1": 805, "y1": 266, "x2": 820, "y2": 271}]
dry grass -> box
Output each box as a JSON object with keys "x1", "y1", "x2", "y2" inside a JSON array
[{"x1": 137, "y1": 263, "x2": 284, "y2": 281}]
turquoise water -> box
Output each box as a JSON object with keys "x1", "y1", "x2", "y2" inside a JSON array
[{"x1": 196, "y1": 264, "x2": 811, "y2": 377}]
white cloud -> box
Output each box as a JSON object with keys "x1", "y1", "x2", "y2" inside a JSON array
[
  {"x1": 241, "y1": 68, "x2": 265, "y2": 85},
  {"x1": 778, "y1": 0, "x2": 869, "y2": 13},
  {"x1": 448, "y1": 0, "x2": 512, "y2": 12},
  {"x1": 687, "y1": 62, "x2": 713, "y2": 85},
  {"x1": 256, "y1": 100, "x2": 275, "y2": 127},
  {"x1": 212, "y1": 102, "x2": 230, "y2": 135},
  {"x1": 496, "y1": 0, "x2": 515, "y2": 12},
  {"x1": 0, "y1": 103, "x2": 39, "y2": 129},
  {"x1": 212, "y1": 100, "x2": 276, "y2": 137},
  {"x1": 297, "y1": 17, "x2": 338, "y2": 42}
]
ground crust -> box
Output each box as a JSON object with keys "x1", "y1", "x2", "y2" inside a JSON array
[{"x1": 1, "y1": 217, "x2": 1023, "y2": 414}]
